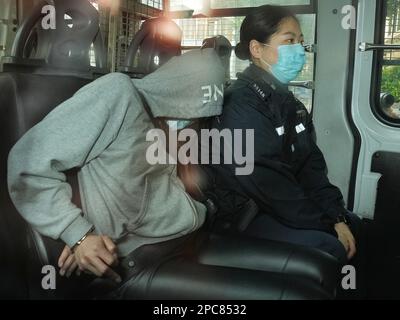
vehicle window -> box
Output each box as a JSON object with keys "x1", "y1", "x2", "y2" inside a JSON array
[
  {"x1": 375, "y1": 0, "x2": 400, "y2": 122},
  {"x1": 140, "y1": 0, "x2": 163, "y2": 9}
]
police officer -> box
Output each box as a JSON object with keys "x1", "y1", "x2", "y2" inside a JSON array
[{"x1": 205, "y1": 5, "x2": 364, "y2": 267}]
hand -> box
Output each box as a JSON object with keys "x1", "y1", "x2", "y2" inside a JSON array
[
  {"x1": 58, "y1": 245, "x2": 78, "y2": 278},
  {"x1": 74, "y1": 234, "x2": 121, "y2": 283},
  {"x1": 335, "y1": 222, "x2": 357, "y2": 260}
]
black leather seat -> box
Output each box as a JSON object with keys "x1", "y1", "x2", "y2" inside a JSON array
[
  {"x1": 0, "y1": 0, "x2": 105, "y2": 299},
  {"x1": 198, "y1": 234, "x2": 339, "y2": 295}
]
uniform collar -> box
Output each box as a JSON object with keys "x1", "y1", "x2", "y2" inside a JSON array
[{"x1": 239, "y1": 63, "x2": 290, "y2": 94}]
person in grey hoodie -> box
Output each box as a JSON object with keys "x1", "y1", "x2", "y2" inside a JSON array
[{"x1": 7, "y1": 48, "x2": 334, "y2": 300}]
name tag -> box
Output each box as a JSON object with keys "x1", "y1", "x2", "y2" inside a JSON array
[
  {"x1": 276, "y1": 126, "x2": 285, "y2": 136},
  {"x1": 295, "y1": 123, "x2": 306, "y2": 134}
]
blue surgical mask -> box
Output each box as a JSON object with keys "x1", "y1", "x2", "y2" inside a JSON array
[
  {"x1": 260, "y1": 43, "x2": 306, "y2": 84},
  {"x1": 166, "y1": 120, "x2": 193, "y2": 131}
]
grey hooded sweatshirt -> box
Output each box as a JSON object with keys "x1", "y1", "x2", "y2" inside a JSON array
[{"x1": 8, "y1": 49, "x2": 225, "y2": 257}]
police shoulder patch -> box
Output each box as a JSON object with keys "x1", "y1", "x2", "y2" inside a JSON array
[{"x1": 249, "y1": 82, "x2": 272, "y2": 101}]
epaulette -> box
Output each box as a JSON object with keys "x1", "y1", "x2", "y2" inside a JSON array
[{"x1": 248, "y1": 81, "x2": 273, "y2": 102}]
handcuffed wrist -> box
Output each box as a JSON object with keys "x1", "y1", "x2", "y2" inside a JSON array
[
  {"x1": 60, "y1": 215, "x2": 94, "y2": 248},
  {"x1": 71, "y1": 226, "x2": 95, "y2": 251}
]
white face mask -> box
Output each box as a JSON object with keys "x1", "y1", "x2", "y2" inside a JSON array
[
  {"x1": 166, "y1": 120, "x2": 193, "y2": 131},
  {"x1": 258, "y1": 42, "x2": 306, "y2": 84}
]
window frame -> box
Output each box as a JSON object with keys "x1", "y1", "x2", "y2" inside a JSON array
[
  {"x1": 168, "y1": 0, "x2": 317, "y2": 16},
  {"x1": 208, "y1": 1, "x2": 316, "y2": 16},
  {"x1": 140, "y1": 0, "x2": 163, "y2": 10},
  {"x1": 371, "y1": 0, "x2": 400, "y2": 127},
  {"x1": 211, "y1": 1, "x2": 316, "y2": 15}
]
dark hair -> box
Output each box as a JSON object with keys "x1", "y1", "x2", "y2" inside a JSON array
[{"x1": 235, "y1": 5, "x2": 298, "y2": 60}]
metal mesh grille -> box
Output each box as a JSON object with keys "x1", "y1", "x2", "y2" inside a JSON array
[
  {"x1": 175, "y1": 16, "x2": 248, "y2": 79},
  {"x1": 98, "y1": 0, "x2": 163, "y2": 71},
  {"x1": 0, "y1": 0, "x2": 16, "y2": 59},
  {"x1": 140, "y1": 0, "x2": 163, "y2": 9},
  {"x1": 115, "y1": 0, "x2": 161, "y2": 70}
]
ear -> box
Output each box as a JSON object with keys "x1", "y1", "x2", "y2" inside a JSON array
[{"x1": 249, "y1": 40, "x2": 263, "y2": 60}]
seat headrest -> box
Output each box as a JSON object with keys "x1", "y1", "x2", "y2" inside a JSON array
[
  {"x1": 202, "y1": 35, "x2": 232, "y2": 83},
  {"x1": 2, "y1": 0, "x2": 106, "y2": 76},
  {"x1": 122, "y1": 17, "x2": 182, "y2": 78}
]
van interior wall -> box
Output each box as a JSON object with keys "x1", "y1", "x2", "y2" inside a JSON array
[
  {"x1": 313, "y1": 0, "x2": 355, "y2": 205},
  {"x1": 314, "y1": 0, "x2": 400, "y2": 299}
]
